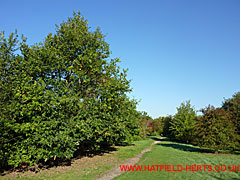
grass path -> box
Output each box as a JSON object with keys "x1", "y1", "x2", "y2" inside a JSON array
[
  {"x1": 115, "y1": 139, "x2": 240, "y2": 180},
  {"x1": 97, "y1": 139, "x2": 162, "y2": 180},
  {"x1": 2, "y1": 138, "x2": 239, "y2": 180}
]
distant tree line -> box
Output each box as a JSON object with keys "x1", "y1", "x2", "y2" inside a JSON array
[{"x1": 139, "y1": 92, "x2": 240, "y2": 153}]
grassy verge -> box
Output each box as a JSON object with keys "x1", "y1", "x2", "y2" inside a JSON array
[
  {"x1": 0, "y1": 138, "x2": 154, "y2": 180},
  {"x1": 115, "y1": 139, "x2": 240, "y2": 180}
]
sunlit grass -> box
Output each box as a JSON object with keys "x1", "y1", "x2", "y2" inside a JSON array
[{"x1": 116, "y1": 140, "x2": 240, "y2": 180}]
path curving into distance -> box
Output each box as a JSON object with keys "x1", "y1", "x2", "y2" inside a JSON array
[{"x1": 97, "y1": 137, "x2": 163, "y2": 180}]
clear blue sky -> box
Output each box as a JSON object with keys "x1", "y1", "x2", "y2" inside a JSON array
[{"x1": 1, "y1": 0, "x2": 240, "y2": 118}]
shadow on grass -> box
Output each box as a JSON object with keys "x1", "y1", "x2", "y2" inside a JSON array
[
  {"x1": 1, "y1": 145, "x2": 119, "y2": 175},
  {"x1": 157, "y1": 141, "x2": 214, "y2": 153},
  {"x1": 1, "y1": 139, "x2": 141, "y2": 175},
  {"x1": 150, "y1": 137, "x2": 163, "y2": 141},
  {"x1": 210, "y1": 174, "x2": 240, "y2": 180},
  {"x1": 157, "y1": 139, "x2": 240, "y2": 155}
]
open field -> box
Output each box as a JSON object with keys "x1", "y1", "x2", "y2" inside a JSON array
[{"x1": 115, "y1": 139, "x2": 240, "y2": 180}]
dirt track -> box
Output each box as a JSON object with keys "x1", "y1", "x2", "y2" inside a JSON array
[{"x1": 96, "y1": 138, "x2": 162, "y2": 180}]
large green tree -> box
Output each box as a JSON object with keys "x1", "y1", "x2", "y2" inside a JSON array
[
  {"x1": 196, "y1": 106, "x2": 239, "y2": 152},
  {"x1": 170, "y1": 100, "x2": 197, "y2": 143},
  {"x1": 222, "y1": 92, "x2": 240, "y2": 138},
  {"x1": 161, "y1": 116, "x2": 174, "y2": 138},
  {"x1": 0, "y1": 12, "x2": 140, "y2": 169}
]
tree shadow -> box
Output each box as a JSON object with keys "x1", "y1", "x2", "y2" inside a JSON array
[
  {"x1": 157, "y1": 140, "x2": 240, "y2": 155},
  {"x1": 0, "y1": 145, "x2": 119, "y2": 175},
  {"x1": 209, "y1": 175, "x2": 224, "y2": 180},
  {"x1": 150, "y1": 136, "x2": 163, "y2": 141},
  {"x1": 209, "y1": 174, "x2": 240, "y2": 180},
  {"x1": 157, "y1": 141, "x2": 214, "y2": 153}
]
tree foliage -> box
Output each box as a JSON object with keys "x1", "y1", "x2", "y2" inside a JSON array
[
  {"x1": 151, "y1": 116, "x2": 173, "y2": 137},
  {"x1": 138, "y1": 112, "x2": 153, "y2": 138},
  {"x1": 161, "y1": 116, "x2": 174, "y2": 138},
  {"x1": 152, "y1": 93, "x2": 240, "y2": 152},
  {"x1": 0, "y1": 12, "x2": 140, "y2": 169},
  {"x1": 222, "y1": 92, "x2": 240, "y2": 138},
  {"x1": 196, "y1": 106, "x2": 239, "y2": 152},
  {"x1": 170, "y1": 100, "x2": 197, "y2": 143}
]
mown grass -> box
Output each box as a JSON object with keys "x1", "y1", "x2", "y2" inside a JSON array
[
  {"x1": 115, "y1": 139, "x2": 240, "y2": 180},
  {"x1": 0, "y1": 138, "x2": 154, "y2": 180}
]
